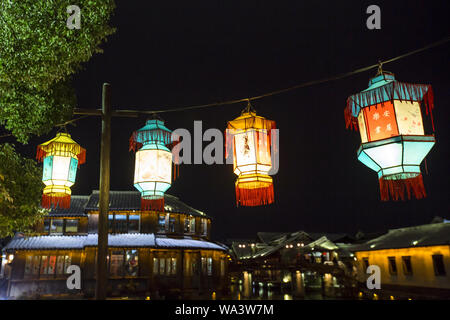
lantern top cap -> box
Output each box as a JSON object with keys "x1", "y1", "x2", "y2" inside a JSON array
[
  {"x1": 365, "y1": 71, "x2": 396, "y2": 91},
  {"x1": 55, "y1": 132, "x2": 71, "y2": 138},
  {"x1": 138, "y1": 119, "x2": 171, "y2": 133}
]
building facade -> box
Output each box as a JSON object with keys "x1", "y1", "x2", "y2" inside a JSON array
[
  {"x1": 1, "y1": 191, "x2": 229, "y2": 299},
  {"x1": 352, "y1": 222, "x2": 450, "y2": 299}
]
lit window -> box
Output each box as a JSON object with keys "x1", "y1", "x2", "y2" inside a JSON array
[
  {"x1": 159, "y1": 257, "x2": 165, "y2": 274},
  {"x1": 50, "y1": 219, "x2": 63, "y2": 234},
  {"x1": 56, "y1": 256, "x2": 65, "y2": 275},
  {"x1": 125, "y1": 250, "x2": 138, "y2": 276},
  {"x1": 65, "y1": 219, "x2": 78, "y2": 233},
  {"x1": 166, "y1": 257, "x2": 171, "y2": 275},
  {"x1": 40, "y1": 256, "x2": 49, "y2": 274},
  {"x1": 184, "y1": 217, "x2": 191, "y2": 233},
  {"x1": 158, "y1": 214, "x2": 166, "y2": 232},
  {"x1": 207, "y1": 257, "x2": 213, "y2": 276},
  {"x1": 24, "y1": 256, "x2": 33, "y2": 275},
  {"x1": 201, "y1": 219, "x2": 208, "y2": 236},
  {"x1": 64, "y1": 255, "x2": 71, "y2": 274},
  {"x1": 32, "y1": 256, "x2": 40, "y2": 275},
  {"x1": 432, "y1": 255, "x2": 446, "y2": 276},
  {"x1": 43, "y1": 219, "x2": 50, "y2": 233},
  {"x1": 110, "y1": 251, "x2": 124, "y2": 277},
  {"x1": 190, "y1": 217, "x2": 196, "y2": 233},
  {"x1": 108, "y1": 214, "x2": 140, "y2": 233},
  {"x1": 153, "y1": 258, "x2": 159, "y2": 275},
  {"x1": 171, "y1": 257, "x2": 177, "y2": 275},
  {"x1": 169, "y1": 216, "x2": 176, "y2": 233},
  {"x1": 115, "y1": 215, "x2": 128, "y2": 233},
  {"x1": 128, "y1": 215, "x2": 140, "y2": 233},
  {"x1": 201, "y1": 257, "x2": 207, "y2": 275},
  {"x1": 48, "y1": 256, "x2": 57, "y2": 275}
]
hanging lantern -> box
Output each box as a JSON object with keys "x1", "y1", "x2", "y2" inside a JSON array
[
  {"x1": 344, "y1": 68, "x2": 435, "y2": 201},
  {"x1": 36, "y1": 132, "x2": 86, "y2": 209},
  {"x1": 226, "y1": 105, "x2": 277, "y2": 206},
  {"x1": 129, "y1": 119, "x2": 176, "y2": 211}
]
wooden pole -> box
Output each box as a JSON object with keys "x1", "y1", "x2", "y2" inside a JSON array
[{"x1": 95, "y1": 83, "x2": 112, "y2": 300}]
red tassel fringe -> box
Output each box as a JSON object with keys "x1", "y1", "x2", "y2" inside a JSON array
[
  {"x1": 76, "y1": 147, "x2": 86, "y2": 166},
  {"x1": 379, "y1": 174, "x2": 426, "y2": 201},
  {"x1": 36, "y1": 145, "x2": 86, "y2": 167},
  {"x1": 141, "y1": 198, "x2": 165, "y2": 212},
  {"x1": 36, "y1": 146, "x2": 47, "y2": 162},
  {"x1": 235, "y1": 184, "x2": 274, "y2": 207},
  {"x1": 42, "y1": 194, "x2": 71, "y2": 209},
  {"x1": 344, "y1": 82, "x2": 435, "y2": 131}
]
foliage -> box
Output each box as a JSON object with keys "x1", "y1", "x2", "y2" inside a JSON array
[
  {"x1": 0, "y1": 144, "x2": 47, "y2": 238},
  {"x1": 0, "y1": 1, "x2": 115, "y2": 236},
  {"x1": 0, "y1": 0, "x2": 116, "y2": 143}
]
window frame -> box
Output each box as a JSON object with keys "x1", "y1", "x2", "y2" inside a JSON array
[
  {"x1": 23, "y1": 253, "x2": 72, "y2": 279},
  {"x1": 432, "y1": 254, "x2": 446, "y2": 276},
  {"x1": 108, "y1": 213, "x2": 141, "y2": 234},
  {"x1": 402, "y1": 256, "x2": 413, "y2": 276},
  {"x1": 388, "y1": 256, "x2": 397, "y2": 275}
]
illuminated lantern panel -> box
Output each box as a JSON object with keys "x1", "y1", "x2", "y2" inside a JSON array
[
  {"x1": 345, "y1": 71, "x2": 435, "y2": 201},
  {"x1": 36, "y1": 133, "x2": 86, "y2": 209},
  {"x1": 226, "y1": 111, "x2": 277, "y2": 206},
  {"x1": 130, "y1": 119, "x2": 175, "y2": 211}
]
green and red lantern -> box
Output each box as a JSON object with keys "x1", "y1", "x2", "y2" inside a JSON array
[{"x1": 36, "y1": 133, "x2": 86, "y2": 208}]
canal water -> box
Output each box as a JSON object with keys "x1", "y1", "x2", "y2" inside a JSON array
[{"x1": 225, "y1": 270, "x2": 356, "y2": 300}]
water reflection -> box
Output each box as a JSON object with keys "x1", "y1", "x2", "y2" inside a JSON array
[{"x1": 229, "y1": 270, "x2": 354, "y2": 300}]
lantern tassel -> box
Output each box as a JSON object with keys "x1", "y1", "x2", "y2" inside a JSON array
[
  {"x1": 141, "y1": 198, "x2": 165, "y2": 212},
  {"x1": 235, "y1": 184, "x2": 274, "y2": 207},
  {"x1": 379, "y1": 174, "x2": 426, "y2": 201},
  {"x1": 41, "y1": 194, "x2": 71, "y2": 209}
]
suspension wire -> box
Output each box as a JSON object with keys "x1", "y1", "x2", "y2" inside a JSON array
[
  {"x1": 2, "y1": 35, "x2": 448, "y2": 137},
  {"x1": 116, "y1": 35, "x2": 450, "y2": 115},
  {"x1": 65, "y1": 34, "x2": 450, "y2": 121}
]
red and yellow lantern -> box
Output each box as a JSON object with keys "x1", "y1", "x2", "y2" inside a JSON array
[
  {"x1": 226, "y1": 107, "x2": 277, "y2": 206},
  {"x1": 345, "y1": 69, "x2": 435, "y2": 200},
  {"x1": 36, "y1": 132, "x2": 86, "y2": 208}
]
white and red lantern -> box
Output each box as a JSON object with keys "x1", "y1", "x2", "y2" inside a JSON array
[{"x1": 226, "y1": 108, "x2": 277, "y2": 206}]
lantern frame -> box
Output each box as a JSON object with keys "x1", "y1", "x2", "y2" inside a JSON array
[
  {"x1": 345, "y1": 70, "x2": 435, "y2": 201},
  {"x1": 36, "y1": 132, "x2": 86, "y2": 209},
  {"x1": 226, "y1": 109, "x2": 277, "y2": 207}
]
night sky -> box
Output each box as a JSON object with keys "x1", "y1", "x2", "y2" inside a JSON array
[{"x1": 15, "y1": 1, "x2": 450, "y2": 241}]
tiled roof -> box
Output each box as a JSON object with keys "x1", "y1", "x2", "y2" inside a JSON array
[
  {"x1": 84, "y1": 234, "x2": 156, "y2": 247},
  {"x1": 3, "y1": 235, "x2": 86, "y2": 250},
  {"x1": 85, "y1": 190, "x2": 208, "y2": 217},
  {"x1": 47, "y1": 195, "x2": 89, "y2": 217},
  {"x1": 3, "y1": 234, "x2": 227, "y2": 251},
  {"x1": 155, "y1": 237, "x2": 227, "y2": 251},
  {"x1": 350, "y1": 222, "x2": 450, "y2": 252}
]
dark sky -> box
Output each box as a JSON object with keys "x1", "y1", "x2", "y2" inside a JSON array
[{"x1": 18, "y1": 1, "x2": 450, "y2": 240}]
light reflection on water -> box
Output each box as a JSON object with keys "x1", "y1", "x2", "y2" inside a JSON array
[{"x1": 228, "y1": 271, "x2": 352, "y2": 300}]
